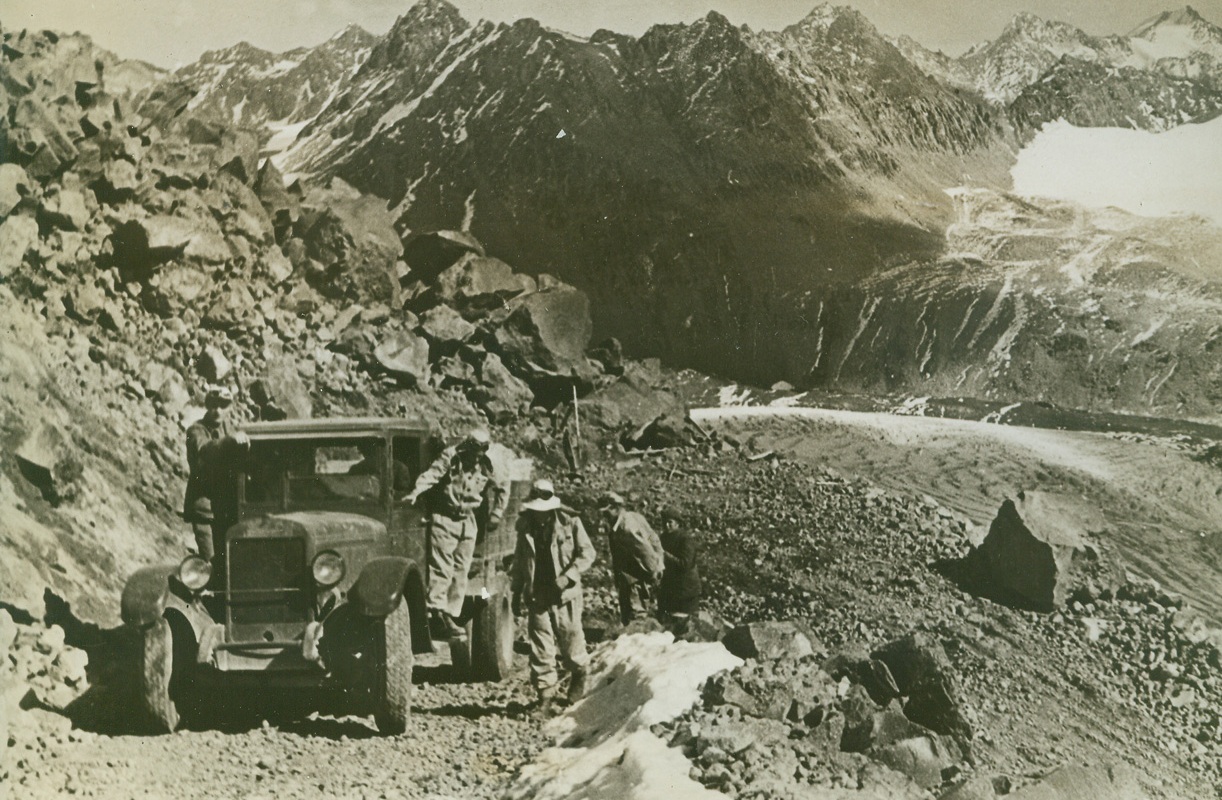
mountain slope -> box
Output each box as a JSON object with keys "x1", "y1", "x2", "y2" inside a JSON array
[
  {"x1": 174, "y1": 24, "x2": 376, "y2": 149},
  {"x1": 276, "y1": 1, "x2": 1012, "y2": 384}
]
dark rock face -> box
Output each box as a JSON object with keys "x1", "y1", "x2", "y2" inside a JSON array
[{"x1": 962, "y1": 491, "x2": 1126, "y2": 612}]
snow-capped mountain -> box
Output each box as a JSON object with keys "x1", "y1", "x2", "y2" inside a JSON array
[
  {"x1": 1124, "y1": 5, "x2": 1222, "y2": 78},
  {"x1": 958, "y1": 12, "x2": 1131, "y2": 103},
  {"x1": 174, "y1": 24, "x2": 376, "y2": 149}
]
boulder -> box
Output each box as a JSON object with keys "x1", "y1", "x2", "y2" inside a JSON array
[
  {"x1": 965, "y1": 491, "x2": 1125, "y2": 612},
  {"x1": 872, "y1": 735, "x2": 961, "y2": 790},
  {"x1": 253, "y1": 158, "x2": 299, "y2": 224},
  {"x1": 261, "y1": 247, "x2": 293, "y2": 284},
  {"x1": 213, "y1": 128, "x2": 260, "y2": 184},
  {"x1": 938, "y1": 776, "x2": 998, "y2": 800},
  {"x1": 250, "y1": 355, "x2": 312, "y2": 420},
  {"x1": 96, "y1": 158, "x2": 142, "y2": 201},
  {"x1": 722, "y1": 621, "x2": 820, "y2": 662},
  {"x1": 468, "y1": 351, "x2": 533, "y2": 423},
  {"x1": 0, "y1": 163, "x2": 33, "y2": 217},
  {"x1": 292, "y1": 179, "x2": 402, "y2": 302},
  {"x1": 434, "y1": 354, "x2": 478, "y2": 388},
  {"x1": 433, "y1": 253, "x2": 536, "y2": 307},
  {"x1": 203, "y1": 284, "x2": 257, "y2": 330},
  {"x1": 141, "y1": 362, "x2": 190, "y2": 416},
  {"x1": 144, "y1": 265, "x2": 214, "y2": 317},
  {"x1": 419, "y1": 303, "x2": 477, "y2": 345},
  {"x1": 580, "y1": 368, "x2": 685, "y2": 432},
  {"x1": 197, "y1": 345, "x2": 232, "y2": 381},
  {"x1": 38, "y1": 188, "x2": 90, "y2": 231},
  {"x1": 0, "y1": 215, "x2": 40, "y2": 276},
  {"x1": 1008, "y1": 763, "x2": 1144, "y2": 800},
  {"x1": 65, "y1": 281, "x2": 107, "y2": 322},
  {"x1": 374, "y1": 330, "x2": 431, "y2": 385},
  {"x1": 493, "y1": 287, "x2": 593, "y2": 374},
  {"x1": 402, "y1": 229, "x2": 485, "y2": 284},
  {"x1": 15, "y1": 421, "x2": 82, "y2": 506},
  {"x1": 825, "y1": 647, "x2": 902, "y2": 706},
  {"x1": 14, "y1": 97, "x2": 78, "y2": 178},
  {"x1": 873, "y1": 633, "x2": 973, "y2": 742}
]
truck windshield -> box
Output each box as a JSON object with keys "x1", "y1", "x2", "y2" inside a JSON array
[{"x1": 244, "y1": 437, "x2": 386, "y2": 508}]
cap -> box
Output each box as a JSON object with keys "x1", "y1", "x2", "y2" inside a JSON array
[
  {"x1": 598, "y1": 491, "x2": 626, "y2": 508},
  {"x1": 457, "y1": 428, "x2": 492, "y2": 451},
  {"x1": 204, "y1": 386, "x2": 234, "y2": 409},
  {"x1": 523, "y1": 478, "x2": 561, "y2": 512}
]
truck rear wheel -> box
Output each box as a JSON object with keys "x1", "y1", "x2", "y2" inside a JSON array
[
  {"x1": 469, "y1": 592, "x2": 515, "y2": 682},
  {"x1": 372, "y1": 600, "x2": 414, "y2": 734},
  {"x1": 140, "y1": 616, "x2": 190, "y2": 733}
]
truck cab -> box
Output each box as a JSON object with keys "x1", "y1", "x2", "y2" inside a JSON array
[{"x1": 120, "y1": 418, "x2": 528, "y2": 734}]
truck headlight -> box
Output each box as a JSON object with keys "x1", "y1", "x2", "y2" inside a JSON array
[
  {"x1": 312, "y1": 551, "x2": 345, "y2": 587},
  {"x1": 178, "y1": 555, "x2": 212, "y2": 591}
]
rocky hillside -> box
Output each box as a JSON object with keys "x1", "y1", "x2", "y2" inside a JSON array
[{"x1": 0, "y1": 26, "x2": 678, "y2": 625}]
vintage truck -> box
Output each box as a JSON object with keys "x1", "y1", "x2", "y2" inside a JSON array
[{"x1": 120, "y1": 418, "x2": 529, "y2": 734}]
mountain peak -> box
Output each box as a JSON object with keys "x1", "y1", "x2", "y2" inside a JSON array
[{"x1": 1128, "y1": 5, "x2": 1222, "y2": 38}]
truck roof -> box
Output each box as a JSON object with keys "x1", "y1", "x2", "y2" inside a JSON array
[{"x1": 242, "y1": 417, "x2": 433, "y2": 439}]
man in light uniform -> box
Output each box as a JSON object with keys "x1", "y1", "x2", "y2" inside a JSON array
[
  {"x1": 599, "y1": 492, "x2": 665, "y2": 626},
  {"x1": 511, "y1": 479, "x2": 594, "y2": 713},
  {"x1": 405, "y1": 429, "x2": 507, "y2": 640}
]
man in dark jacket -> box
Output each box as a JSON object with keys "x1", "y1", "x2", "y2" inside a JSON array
[
  {"x1": 183, "y1": 387, "x2": 248, "y2": 561},
  {"x1": 406, "y1": 429, "x2": 508, "y2": 640},
  {"x1": 511, "y1": 479, "x2": 595, "y2": 713},
  {"x1": 599, "y1": 492, "x2": 664, "y2": 626},
  {"x1": 657, "y1": 509, "x2": 702, "y2": 635}
]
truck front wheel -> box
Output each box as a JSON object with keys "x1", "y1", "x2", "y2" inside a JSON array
[
  {"x1": 139, "y1": 616, "x2": 196, "y2": 733},
  {"x1": 372, "y1": 600, "x2": 414, "y2": 734}
]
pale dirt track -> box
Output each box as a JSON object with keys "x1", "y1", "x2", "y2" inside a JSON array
[{"x1": 694, "y1": 406, "x2": 1222, "y2": 622}]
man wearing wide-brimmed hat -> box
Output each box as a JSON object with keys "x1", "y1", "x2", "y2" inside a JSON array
[
  {"x1": 183, "y1": 386, "x2": 248, "y2": 561},
  {"x1": 511, "y1": 478, "x2": 595, "y2": 714},
  {"x1": 405, "y1": 428, "x2": 508, "y2": 640}
]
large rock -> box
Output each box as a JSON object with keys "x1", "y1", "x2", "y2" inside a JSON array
[
  {"x1": 0, "y1": 163, "x2": 33, "y2": 217},
  {"x1": 292, "y1": 180, "x2": 402, "y2": 302},
  {"x1": 374, "y1": 330, "x2": 431, "y2": 385},
  {"x1": 1008, "y1": 763, "x2": 1145, "y2": 800},
  {"x1": 402, "y1": 229, "x2": 485, "y2": 284},
  {"x1": 203, "y1": 284, "x2": 257, "y2": 330},
  {"x1": 873, "y1": 633, "x2": 973, "y2": 743},
  {"x1": 433, "y1": 253, "x2": 536, "y2": 307},
  {"x1": 966, "y1": 491, "x2": 1125, "y2": 612},
  {"x1": 493, "y1": 287, "x2": 592, "y2": 372},
  {"x1": 253, "y1": 158, "x2": 299, "y2": 225},
  {"x1": 15, "y1": 421, "x2": 82, "y2": 506},
  {"x1": 872, "y1": 735, "x2": 961, "y2": 789},
  {"x1": 468, "y1": 351, "x2": 533, "y2": 423},
  {"x1": 579, "y1": 367, "x2": 685, "y2": 431},
  {"x1": 419, "y1": 303, "x2": 476, "y2": 345},
  {"x1": 38, "y1": 188, "x2": 90, "y2": 231},
  {"x1": 0, "y1": 215, "x2": 40, "y2": 276},
  {"x1": 250, "y1": 352, "x2": 312, "y2": 420},
  {"x1": 144, "y1": 265, "x2": 214, "y2": 317},
  {"x1": 722, "y1": 621, "x2": 821, "y2": 662}
]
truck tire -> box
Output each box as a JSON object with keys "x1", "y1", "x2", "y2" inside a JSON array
[
  {"x1": 469, "y1": 592, "x2": 514, "y2": 682},
  {"x1": 372, "y1": 600, "x2": 414, "y2": 734},
  {"x1": 139, "y1": 617, "x2": 181, "y2": 733}
]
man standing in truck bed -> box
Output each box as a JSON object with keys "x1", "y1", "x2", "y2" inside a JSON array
[{"x1": 405, "y1": 429, "x2": 508, "y2": 640}]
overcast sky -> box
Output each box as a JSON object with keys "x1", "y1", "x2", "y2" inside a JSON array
[{"x1": 8, "y1": 0, "x2": 1221, "y2": 68}]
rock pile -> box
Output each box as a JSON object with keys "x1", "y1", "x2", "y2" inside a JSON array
[
  {"x1": 1, "y1": 609, "x2": 96, "y2": 793},
  {"x1": 655, "y1": 621, "x2": 977, "y2": 797}
]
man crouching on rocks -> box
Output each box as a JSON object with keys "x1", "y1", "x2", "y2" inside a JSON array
[{"x1": 511, "y1": 479, "x2": 594, "y2": 715}]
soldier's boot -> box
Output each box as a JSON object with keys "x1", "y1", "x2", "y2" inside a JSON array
[{"x1": 566, "y1": 666, "x2": 589, "y2": 705}]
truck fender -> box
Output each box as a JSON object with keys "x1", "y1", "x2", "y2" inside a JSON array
[
  {"x1": 352, "y1": 557, "x2": 430, "y2": 653},
  {"x1": 120, "y1": 565, "x2": 174, "y2": 627}
]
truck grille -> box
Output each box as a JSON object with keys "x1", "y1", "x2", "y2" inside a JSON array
[{"x1": 227, "y1": 537, "x2": 308, "y2": 625}]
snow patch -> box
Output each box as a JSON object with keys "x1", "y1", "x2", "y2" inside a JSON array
[
  {"x1": 264, "y1": 120, "x2": 310, "y2": 155},
  {"x1": 1012, "y1": 118, "x2": 1222, "y2": 226},
  {"x1": 507, "y1": 633, "x2": 740, "y2": 800},
  {"x1": 717, "y1": 385, "x2": 753, "y2": 407}
]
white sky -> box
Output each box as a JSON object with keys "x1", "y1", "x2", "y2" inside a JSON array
[{"x1": 6, "y1": 0, "x2": 1222, "y2": 68}]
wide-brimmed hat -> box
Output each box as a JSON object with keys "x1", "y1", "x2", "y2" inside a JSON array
[{"x1": 523, "y1": 478, "x2": 561, "y2": 512}]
